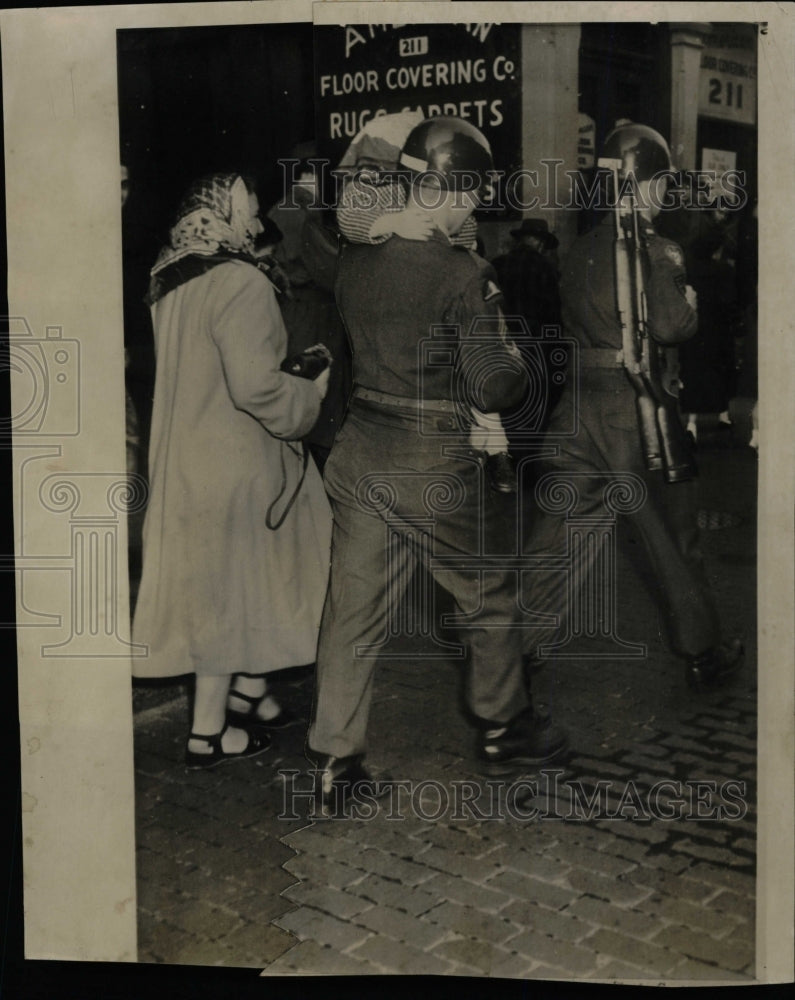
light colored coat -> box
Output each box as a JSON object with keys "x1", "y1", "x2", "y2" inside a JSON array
[{"x1": 133, "y1": 260, "x2": 332, "y2": 678}]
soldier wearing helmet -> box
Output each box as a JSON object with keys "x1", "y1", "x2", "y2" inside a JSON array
[
  {"x1": 603, "y1": 121, "x2": 675, "y2": 187},
  {"x1": 398, "y1": 115, "x2": 496, "y2": 198},
  {"x1": 523, "y1": 120, "x2": 743, "y2": 693},
  {"x1": 307, "y1": 116, "x2": 569, "y2": 815}
]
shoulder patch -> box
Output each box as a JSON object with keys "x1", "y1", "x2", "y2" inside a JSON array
[
  {"x1": 483, "y1": 279, "x2": 502, "y2": 302},
  {"x1": 664, "y1": 244, "x2": 684, "y2": 267}
]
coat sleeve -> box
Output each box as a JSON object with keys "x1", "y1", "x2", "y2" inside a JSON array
[
  {"x1": 645, "y1": 235, "x2": 698, "y2": 345},
  {"x1": 452, "y1": 259, "x2": 530, "y2": 413},
  {"x1": 209, "y1": 262, "x2": 321, "y2": 440}
]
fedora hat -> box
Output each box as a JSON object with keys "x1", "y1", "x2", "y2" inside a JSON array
[{"x1": 510, "y1": 218, "x2": 559, "y2": 249}]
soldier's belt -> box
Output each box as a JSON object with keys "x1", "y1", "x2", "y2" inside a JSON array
[
  {"x1": 579, "y1": 348, "x2": 624, "y2": 369},
  {"x1": 353, "y1": 385, "x2": 458, "y2": 413}
]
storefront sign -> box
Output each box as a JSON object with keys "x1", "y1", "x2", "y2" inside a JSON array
[
  {"x1": 314, "y1": 22, "x2": 522, "y2": 180},
  {"x1": 698, "y1": 26, "x2": 757, "y2": 126}
]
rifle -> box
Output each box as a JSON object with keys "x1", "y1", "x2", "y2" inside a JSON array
[{"x1": 599, "y1": 158, "x2": 696, "y2": 484}]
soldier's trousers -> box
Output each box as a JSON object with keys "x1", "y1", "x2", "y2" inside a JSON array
[
  {"x1": 308, "y1": 400, "x2": 529, "y2": 760},
  {"x1": 523, "y1": 373, "x2": 720, "y2": 662}
]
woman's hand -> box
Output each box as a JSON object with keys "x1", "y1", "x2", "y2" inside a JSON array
[
  {"x1": 313, "y1": 365, "x2": 331, "y2": 400},
  {"x1": 370, "y1": 207, "x2": 435, "y2": 242}
]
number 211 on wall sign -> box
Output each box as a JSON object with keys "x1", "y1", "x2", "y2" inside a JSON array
[
  {"x1": 708, "y1": 77, "x2": 745, "y2": 111},
  {"x1": 698, "y1": 51, "x2": 756, "y2": 126}
]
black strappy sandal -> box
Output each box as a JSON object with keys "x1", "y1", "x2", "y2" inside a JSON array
[
  {"x1": 185, "y1": 723, "x2": 271, "y2": 770},
  {"x1": 227, "y1": 689, "x2": 299, "y2": 732}
]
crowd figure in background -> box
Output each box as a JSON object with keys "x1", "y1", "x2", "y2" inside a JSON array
[
  {"x1": 266, "y1": 155, "x2": 351, "y2": 472},
  {"x1": 678, "y1": 229, "x2": 741, "y2": 443},
  {"x1": 121, "y1": 163, "x2": 158, "y2": 481},
  {"x1": 121, "y1": 163, "x2": 160, "y2": 588},
  {"x1": 490, "y1": 218, "x2": 563, "y2": 441},
  {"x1": 658, "y1": 186, "x2": 757, "y2": 449},
  {"x1": 491, "y1": 218, "x2": 561, "y2": 337},
  {"x1": 736, "y1": 200, "x2": 759, "y2": 452}
]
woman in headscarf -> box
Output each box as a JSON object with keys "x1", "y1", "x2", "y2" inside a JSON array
[{"x1": 133, "y1": 172, "x2": 332, "y2": 768}]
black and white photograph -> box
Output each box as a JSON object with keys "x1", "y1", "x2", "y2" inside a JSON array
[{"x1": 2, "y1": 1, "x2": 793, "y2": 990}]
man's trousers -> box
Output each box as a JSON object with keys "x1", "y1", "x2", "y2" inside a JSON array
[
  {"x1": 522, "y1": 372, "x2": 721, "y2": 662},
  {"x1": 308, "y1": 401, "x2": 530, "y2": 760}
]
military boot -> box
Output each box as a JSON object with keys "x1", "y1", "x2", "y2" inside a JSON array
[
  {"x1": 477, "y1": 706, "x2": 569, "y2": 777},
  {"x1": 307, "y1": 752, "x2": 389, "y2": 819},
  {"x1": 686, "y1": 639, "x2": 744, "y2": 692}
]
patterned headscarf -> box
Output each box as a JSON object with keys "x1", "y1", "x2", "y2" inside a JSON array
[{"x1": 147, "y1": 173, "x2": 263, "y2": 303}]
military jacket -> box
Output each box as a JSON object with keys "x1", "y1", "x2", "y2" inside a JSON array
[
  {"x1": 560, "y1": 216, "x2": 697, "y2": 351},
  {"x1": 335, "y1": 228, "x2": 528, "y2": 413}
]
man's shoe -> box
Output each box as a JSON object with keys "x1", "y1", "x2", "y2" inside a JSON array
[
  {"x1": 477, "y1": 708, "x2": 569, "y2": 776},
  {"x1": 686, "y1": 639, "x2": 744, "y2": 692},
  {"x1": 485, "y1": 451, "x2": 517, "y2": 494},
  {"x1": 308, "y1": 753, "x2": 387, "y2": 818}
]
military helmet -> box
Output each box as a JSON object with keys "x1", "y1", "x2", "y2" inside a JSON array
[
  {"x1": 602, "y1": 122, "x2": 673, "y2": 181},
  {"x1": 399, "y1": 115, "x2": 494, "y2": 194}
]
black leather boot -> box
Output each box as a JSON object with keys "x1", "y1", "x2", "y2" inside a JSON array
[
  {"x1": 476, "y1": 707, "x2": 569, "y2": 777},
  {"x1": 686, "y1": 639, "x2": 744, "y2": 692},
  {"x1": 307, "y1": 752, "x2": 387, "y2": 818},
  {"x1": 485, "y1": 452, "x2": 517, "y2": 494}
]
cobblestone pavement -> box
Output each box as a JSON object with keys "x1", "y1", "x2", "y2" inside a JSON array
[{"x1": 133, "y1": 407, "x2": 757, "y2": 981}]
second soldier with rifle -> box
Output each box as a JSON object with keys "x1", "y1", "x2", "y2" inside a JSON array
[{"x1": 523, "y1": 122, "x2": 743, "y2": 692}]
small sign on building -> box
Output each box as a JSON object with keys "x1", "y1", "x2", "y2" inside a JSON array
[
  {"x1": 701, "y1": 147, "x2": 739, "y2": 203},
  {"x1": 701, "y1": 147, "x2": 737, "y2": 176},
  {"x1": 577, "y1": 113, "x2": 596, "y2": 169},
  {"x1": 698, "y1": 25, "x2": 757, "y2": 126}
]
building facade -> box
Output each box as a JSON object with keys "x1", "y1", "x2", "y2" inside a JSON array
[{"x1": 512, "y1": 20, "x2": 757, "y2": 255}]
